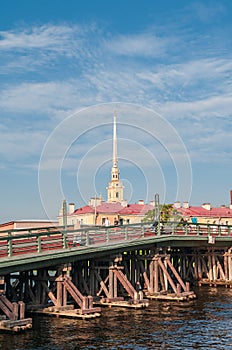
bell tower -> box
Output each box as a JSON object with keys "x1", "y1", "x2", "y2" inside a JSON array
[{"x1": 107, "y1": 111, "x2": 124, "y2": 203}]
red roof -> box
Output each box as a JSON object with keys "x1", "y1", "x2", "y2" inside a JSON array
[
  {"x1": 71, "y1": 202, "x2": 232, "y2": 218},
  {"x1": 177, "y1": 206, "x2": 232, "y2": 218},
  {"x1": 71, "y1": 202, "x2": 153, "y2": 216},
  {"x1": 119, "y1": 204, "x2": 153, "y2": 215},
  {"x1": 72, "y1": 202, "x2": 123, "y2": 215},
  {"x1": 72, "y1": 205, "x2": 95, "y2": 215},
  {"x1": 96, "y1": 202, "x2": 123, "y2": 213}
]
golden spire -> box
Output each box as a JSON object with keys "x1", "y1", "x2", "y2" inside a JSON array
[
  {"x1": 107, "y1": 111, "x2": 124, "y2": 203},
  {"x1": 113, "y1": 110, "x2": 118, "y2": 168}
]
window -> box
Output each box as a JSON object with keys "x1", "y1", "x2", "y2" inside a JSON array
[{"x1": 116, "y1": 192, "x2": 119, "y2": 198}]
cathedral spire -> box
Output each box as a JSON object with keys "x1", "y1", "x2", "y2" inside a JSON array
[
  {"x1": 113, "y1": 110, "x2": 118, "y2": 168},
  {"x1": 107, "y1": 111, "x2": 124, "y2": 203}
]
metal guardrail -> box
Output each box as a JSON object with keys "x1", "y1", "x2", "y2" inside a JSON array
[{"x1": 0, "y1": 222, "x2": 231, "y2": 259}]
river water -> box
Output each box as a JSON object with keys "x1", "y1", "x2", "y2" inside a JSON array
[{"x1": 0, "y1": 287, "x2": 232, "y2": 350}]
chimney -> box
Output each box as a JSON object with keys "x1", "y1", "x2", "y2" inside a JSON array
[
  {"x1": 138, "y1": 200, "x2": 144, "y2": 205},
  {"x1": 183, "y1": 202, "x2": 189, "y2": 209},
  {"x1": 89, "y1": 197, "x2": 102, "y2": 207},
  {"x1": 68, "y1": 203, "x2": 75, "y2": 214},
  {"x1": 202, "y1": 203, "x2": 211, "y2": 210},
  {"x1": 149, "y1": 200, "x2": 155, "y2": 207},
  {"x1": 173, "y1": 201, "x2": 181, "y2": 209}
]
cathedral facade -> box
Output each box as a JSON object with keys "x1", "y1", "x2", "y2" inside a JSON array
[{"x1": 58, "y1": 112, "x2": 154, "y2": 227}]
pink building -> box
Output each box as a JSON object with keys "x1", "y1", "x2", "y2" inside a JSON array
[{"x1": 0, "y1": 220, "x2": 58, "y2": 232}]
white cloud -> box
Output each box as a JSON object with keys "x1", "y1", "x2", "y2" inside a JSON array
[
  {"x1": 104, "y1": 32, "x2": 174, "y2": 58},
  {"x1": 160, "y1": 93, "x2": 232, "y2": 119},
  {"x1": 0, "y1": 24, "x2": 78, "y2": 51},
  {"x1": 0, "y1": 80, "x2": 86, "y2": 115},
  {"x1": 138, "y1": 58, "x2": 232, "y2": 93},
  {"x1": 0, "y1": 23, "x2": 231, "y2": 173},
  {"x1": 1, "y1": 55, "x2": 231, "y2": 134},
  {"x1": 0, "y1": 23, "x2": 101, "y2": 75}
]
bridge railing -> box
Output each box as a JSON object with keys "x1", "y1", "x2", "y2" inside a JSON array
[
  {"x1": 70, "y1": 223, "x2": 150, "y2": 247},
  {"x1": 0, "y1": 225, "x2": 73, "y2": 237},
  {"x1": 162, "y1": 221, "x2": 231, "y2": 237},
  {"x1": 0, "y1": 221, "x2": 231, "y2": 259}
]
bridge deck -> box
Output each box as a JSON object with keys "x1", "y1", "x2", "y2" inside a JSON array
[{"x1": 0, "y1": 222, "x2": 231, "y2": 274}]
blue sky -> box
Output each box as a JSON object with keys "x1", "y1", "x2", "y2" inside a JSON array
[{"x1": 1, "y1": 0, "x2": 232, "y2": 222}]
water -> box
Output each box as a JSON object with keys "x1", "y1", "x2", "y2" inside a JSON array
[{"x1": 0, "y1": 287, "x2": 232, "y2": 350}]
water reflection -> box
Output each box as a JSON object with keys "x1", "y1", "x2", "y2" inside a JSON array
[{"x1": 0, "y1": 287, "x2": 231, "y2": 350}]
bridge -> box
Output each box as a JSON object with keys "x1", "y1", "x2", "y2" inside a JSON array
[{"x1": 0, "y1": 221, "x2": 232, "y2": 331}]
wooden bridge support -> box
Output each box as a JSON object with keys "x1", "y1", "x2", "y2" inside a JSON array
[
  {"x1": 135, "y1": 253, "x2": 196, "y2": 301},
  {"x1": 1, "y1": 244, "x2": 232, "y2": 324},
  {"x1": 4, "y1": 266, "x2": 101, "y2": 319},
  {"x1": 171, "y1": 247, "x2": 232, "y2": 288},
  {"x1": 89, "y1": 256, "x2": 149, "y2": 308},
  {"x1": 72, "y1": 261, "x2": 91, "y2": 297},
  {"x1": 29, "y1": 266, "x2": 101, "y2": 318},
  {"x1": 82, "y1": 250, "x2": 196, "y2": 302},
  {"x1": 0, "y1": 277, "x2": 32, "y2": 332},
  {"x1": 195, "y1": 248, "x2": 232, "y2": 287},
  {"x1": 48, "y1": 274, "x2": 101, "y2": 316}
]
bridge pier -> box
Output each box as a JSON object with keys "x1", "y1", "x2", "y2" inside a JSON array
[
  {"x1": 83, "y1": 249, "x2": 196, "y2": 302},
  {"x1": 90, "y1": 255, "x2": 149, "y2": 308},
  {"x1": 0, "y1": 277, "x2": 32, "y2": 332},
  {"x1": 3, "y1": 266, "x2": 101, "y2": 319},
  {"x1": 171, "y1": 247, "x2": 232, "y2": 288},
  {"x1": 194, "y1": 248, "x2": 232, "y2": 287},
  {"x1": 0, "y1": 221, "x2": 232, "y2": 331},
  {"x1": 26, "y1": 265, "x2": 101, "y2": 318},
  {"x1": 133, "y1": 252, "x2": 196, "y2": 301}
]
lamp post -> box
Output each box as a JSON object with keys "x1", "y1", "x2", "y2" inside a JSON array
[
  {"x1": 62, "y1": 199, "x2": 67, "y2": 230},
  {"x1": 155, "y1": 193, "x2": 160, "y2": 235},
  {"x1": 94, "y1": 194, "x2": 97, "y2": 225}
]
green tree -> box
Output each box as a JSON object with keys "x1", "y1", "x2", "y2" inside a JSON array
[{"x1": 142, "y1": 204, "x2": 181, "y2": 223}]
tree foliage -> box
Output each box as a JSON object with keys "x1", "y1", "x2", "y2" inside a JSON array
[{"x1": 142, "y1": 204, "x2": 182, "y2": 223}]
